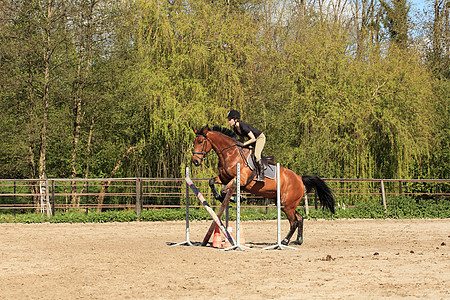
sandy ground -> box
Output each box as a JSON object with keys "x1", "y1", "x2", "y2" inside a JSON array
[{"x1": 0, "y1": 219, "x2": 449, "y2": 299}]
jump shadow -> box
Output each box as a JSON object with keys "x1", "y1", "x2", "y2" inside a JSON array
[{"x1": 166, "y1": 241, "x2": 279, "y2": 248}]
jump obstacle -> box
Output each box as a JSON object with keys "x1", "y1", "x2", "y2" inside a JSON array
[
  {"x1": 174, "y1": 163, "x2": 296, "y2": 251},
  {"x1": 172, "y1": 167, "x2": 194, "y2": 247},
  {"x1": 222, "y1": 164, "x2": 251, "y2": 251},
  {"x1": 175, "y1": 169, "x2": 236, "y2": 248},
  {"x1": 201, "y1": 177, "x2": 236, "y2": 246},
  {"x1": 262, "y1": 163, "x2": 296, "y2": 250}
]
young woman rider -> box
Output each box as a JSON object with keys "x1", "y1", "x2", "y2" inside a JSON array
[{"x1": 226, "y1": 110, "x2": 266, "y2": 182}]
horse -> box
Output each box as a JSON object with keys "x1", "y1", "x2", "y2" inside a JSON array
[{"x1": 191, "y1": 125, "x2": 335, "y2": 245}]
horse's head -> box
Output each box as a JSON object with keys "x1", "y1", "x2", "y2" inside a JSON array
[{"x1": 192, "y1": 126, "x2": 213, "y2": 166}]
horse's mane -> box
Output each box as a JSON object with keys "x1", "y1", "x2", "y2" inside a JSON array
[{"x1": 197, "y1": 125, "x2": 237, "y2": 140}]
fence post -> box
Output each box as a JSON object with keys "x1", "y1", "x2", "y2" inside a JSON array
[
  {"x1": 314, "y1": 190, "x2": 318, "y2": 210},
  {"x1": 136, "y1": 178, "x2": 141, "y2": 221},
  {"x1": 45, "y1": 179, "x2": 51, "y2": 218},
  {"x1": 380, "y1": 180, "x2": 387, "y2": 212},
  {"x1": 13, "y1": 181, "x2": 16, "y2": 218},
  {"x1": 435, "y1": 184, "x2": 440, "y2": 204},
  {"x1": 85, "y1": 181, "x2": 89, "y2": 215},
  {"x1": 304, "y1": 193, "x2": 309, "y2": 215},
  {"x1": 51, "y1": 180, "x2": 55, "y2": 216}
]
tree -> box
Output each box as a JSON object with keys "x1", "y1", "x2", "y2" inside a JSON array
[
  {"x1": 380, "y1": 0, "x2": 410, "y2": 48},
  {"x1": 352, "y1": 0, "x2": 382, "y2": 59},
  {"x1": 0, "y1": 0, "x2": 447, "y2": 184},
  {"x1": 426, "y1": 0, "x2": 450, "y2": 78}
]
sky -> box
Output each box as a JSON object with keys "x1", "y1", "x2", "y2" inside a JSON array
[{"x1": 409, "y1": 0, "x2": 429, "y2": 13}]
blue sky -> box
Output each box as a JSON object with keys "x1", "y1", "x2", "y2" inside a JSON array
[{"x1": 409, "y1": 0, "x2": 428, "y2": 12}]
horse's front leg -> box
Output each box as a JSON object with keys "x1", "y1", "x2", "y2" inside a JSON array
[
  {"x1": 210, "y1": 176, "x2": 243, "y2": 203},
  {"x1": 208, "y1": 177, "x2": 223, "y2": 201}
]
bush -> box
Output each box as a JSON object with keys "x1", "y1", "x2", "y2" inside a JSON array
[
  {"x1": 0, "y1": 197, "x2": 448, "y2": 223},
  {"x1": 386, "y1": 197, "x2": 450, "y2": 219}
]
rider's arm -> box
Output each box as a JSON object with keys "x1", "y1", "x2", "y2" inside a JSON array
[{"x1": 243, "y1": 131, "x2": 256, "y2": 147}]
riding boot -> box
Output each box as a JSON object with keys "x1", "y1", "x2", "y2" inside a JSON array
[{"x1": 256, "y1": 161, "x2": 265, "y2": 182}]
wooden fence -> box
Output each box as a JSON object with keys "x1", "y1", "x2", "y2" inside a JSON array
[{"x1": 0, "y1": 177, "x2": 448, "y2": 216}]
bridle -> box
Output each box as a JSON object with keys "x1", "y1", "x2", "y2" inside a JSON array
[
  {"x1": 193, "y1": 133, "x2": 241, "y2": 164},
  {"x1": 192, "y1": 135, "x2": 211, "y2": 164}
]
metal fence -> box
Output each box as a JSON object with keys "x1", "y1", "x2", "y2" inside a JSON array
[{"x1": 0, "y1": 177, "x2": 448, "y2": 216}]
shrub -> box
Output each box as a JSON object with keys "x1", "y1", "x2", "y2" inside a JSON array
[{"x1": 0, "y1": 197, "x2": 448, "y2": 223}]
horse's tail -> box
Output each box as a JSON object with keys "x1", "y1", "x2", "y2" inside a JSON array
[{"x1": 301, "y1": 175, "x2": 335, "y2": 214}]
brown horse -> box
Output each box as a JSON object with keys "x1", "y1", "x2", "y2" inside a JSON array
[{"x1": 192, "y1": 125, "x2": 335, "y2": 245}]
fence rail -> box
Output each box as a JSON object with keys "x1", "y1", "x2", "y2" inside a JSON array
[{"x1": 0, "y1": 177, "x2": 448, "y2": 216}]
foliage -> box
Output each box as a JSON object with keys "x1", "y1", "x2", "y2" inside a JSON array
[
  {"x1": 0, "y1": 0, "x2": 448, "y2": 183},
  {"x1": 386, "y1": 197, "x2": 450, "y2": 218}
]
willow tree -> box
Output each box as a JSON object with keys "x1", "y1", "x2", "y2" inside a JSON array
[
  {"x1": 247, "y1": 0, "x2": 436, "y2": 180},
  {"x1": 114, "y1": 0, "x2": 259, "y2": 178}
]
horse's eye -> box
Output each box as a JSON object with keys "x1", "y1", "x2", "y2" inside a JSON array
[{"x1": 199, "y1": 140, "x2": 203, "y2": 144}]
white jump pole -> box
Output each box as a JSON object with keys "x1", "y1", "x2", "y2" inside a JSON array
[
  {"x1": 223, "y1": 163, "x2": 251, "y2": 251},
  {"x1": 172, "y1": 167, "x2": 193, "y2": 246},
  {"x1": 262, "y1": 163, "x2": 296, "y2": 250}
]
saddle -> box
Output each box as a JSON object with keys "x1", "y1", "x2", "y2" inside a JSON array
[{"x1": 247, "y1": 154, "x2": 276, "y2": 180}]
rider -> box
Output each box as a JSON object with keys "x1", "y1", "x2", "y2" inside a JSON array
[{"x1": 226, "y1": 110, "x2": 266, "y2": 182}]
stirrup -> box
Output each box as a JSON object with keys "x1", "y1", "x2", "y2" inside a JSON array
[{"x1": 256, "y1": 171, "x2": 265, "y2": 182}]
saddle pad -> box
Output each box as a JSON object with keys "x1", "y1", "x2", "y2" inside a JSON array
[{"x1": 247, "y1": 156, "x2": 276, "y2": 180}]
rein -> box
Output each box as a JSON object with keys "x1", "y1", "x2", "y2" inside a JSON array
[
  {"x1": 193, "y1": 134, "x2": 246, "y2": 166},
  {"x1": 236, "y1": 146, "x2": 250, "y2": 168}
]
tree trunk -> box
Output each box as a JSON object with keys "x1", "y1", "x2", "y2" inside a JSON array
[
  {"x1": 38, "y1": 0, "x2": 52, "y2": 182},
  {"x1": 445, "y1": 1, "x2": 449, "y2": 57},
  {"x1": 71, "y1": 0, "x2": 95, "y2": 206},
  {"x1": 27, "y1": 62, "x2": 39, "y2": 210},
  {"x1": 79, "y1": 116, "x2": 95, "y2": 197},
  {"x1": 97, "y1": 146, "x2": 137, "y2": 212},
  {"x1": 70, "y1": 55, "x2": 83, "y2": 205}
]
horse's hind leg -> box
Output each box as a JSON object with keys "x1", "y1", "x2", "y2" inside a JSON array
[
  {"x1": 294, "y1": 212, "x2": 304, "y2": 245},
  {"x1": 281, "y1": 207, "x2": 298, "y2": 245}
]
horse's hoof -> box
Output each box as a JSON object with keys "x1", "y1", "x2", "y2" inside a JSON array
[
  {"x1": 229, "y1": 196, "x2": 246, "y2": 203},
  {"x1": 281, "y1": 239, "x2": 289, "y2": 245},
  {"x1": 293, "y1": 238, "x2": 303, "y2": 245}
]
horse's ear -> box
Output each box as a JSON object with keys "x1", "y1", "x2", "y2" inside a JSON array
[
  {"x1": 200, "y1": 125, "x2": 209, "y2": 135},
  {"x1": 193, "y1": 128, "x2": 197, "y2": 134}
]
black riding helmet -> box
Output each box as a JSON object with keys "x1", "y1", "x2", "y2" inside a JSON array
[{"x1": 226, "y1": 110, "x2": 240, "y2": 119}]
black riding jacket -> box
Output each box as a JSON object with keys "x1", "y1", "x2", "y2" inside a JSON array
[{"x1": 233, "y1": 122, "x2": 262, "y2": 144}]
